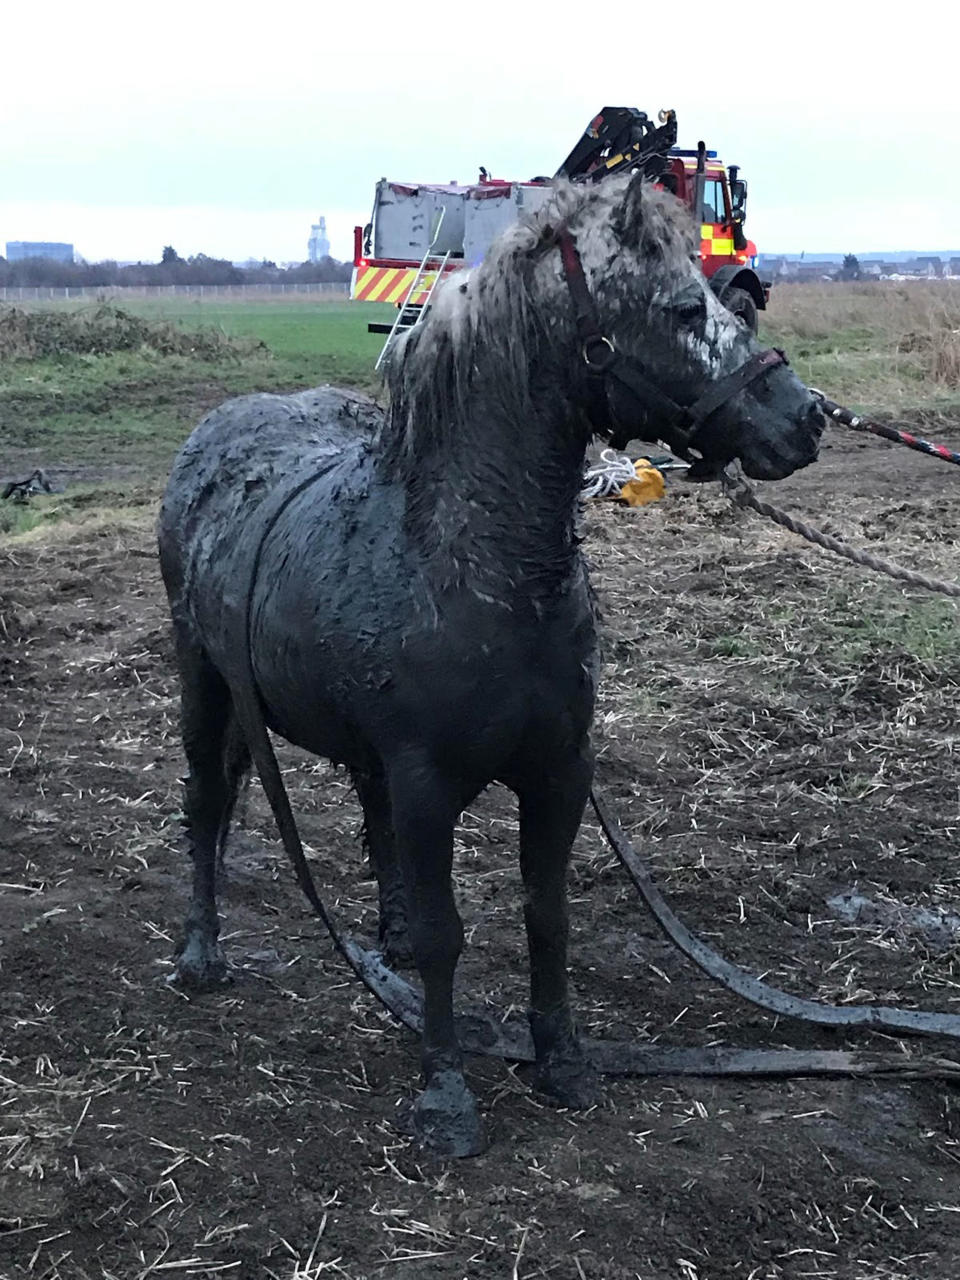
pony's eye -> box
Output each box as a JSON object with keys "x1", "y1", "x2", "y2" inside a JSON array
[{"x1": 675, "y1": 295, "x2": 707, "y2": 326}]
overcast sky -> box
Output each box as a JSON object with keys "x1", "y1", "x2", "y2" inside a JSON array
[{"x1": 3, "y1": 0, "x2": 957, "y2": 265}]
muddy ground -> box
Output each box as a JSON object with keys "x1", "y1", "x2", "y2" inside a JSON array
[{"x1": 3, "y1": 423, "x2": 960, "y2": 1279}]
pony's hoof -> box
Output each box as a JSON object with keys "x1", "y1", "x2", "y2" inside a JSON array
[
  {"x1": 534, "y1": 1057, "x2": 601, "y2": 1110},
  {"x1": 413, "y1": 1070, "x2": 487, "y2": 1158},
  {"x1": 380, "y1": 927, "x2": 415, "y2": 970},
  {"x1": 528, "y1": 1011, "x2": 600, "y2": 1109},
  {"x1": 169, "y1": 941, "x2": 232, "y2": 991}
]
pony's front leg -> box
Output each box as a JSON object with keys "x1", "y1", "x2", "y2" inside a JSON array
[
  {"x1": 388, "y1": 762, "x2": 485, "y2": 1157},
  {"x1": 515, "y1": 749, "x2": 600, "y2": 1108}
]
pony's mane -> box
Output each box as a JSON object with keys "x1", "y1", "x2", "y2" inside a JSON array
[{"x1": 378, "y1": 177, "x2": 697, "y2": 470}]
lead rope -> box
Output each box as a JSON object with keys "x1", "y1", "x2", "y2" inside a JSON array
[
  {"x1": 813, "y1": 389, "x2": 960, "y2": 468},
  {"x1": 720, "y1": 466, "x2": 960, "y2": 598},
  {"x1": 718, "y1": 390, "x2": 960, "y2": 597},
  {"x1": 591, "y1": 792, "x2": 960, "y2": 1043}
]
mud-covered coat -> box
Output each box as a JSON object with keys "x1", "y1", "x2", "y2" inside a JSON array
[{"x1": 159, "y1": 385, "x2": 598, "y2": 794}]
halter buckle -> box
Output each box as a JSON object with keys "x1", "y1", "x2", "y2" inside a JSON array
[{"x1": 582, "y1": 335, "x2": 616, "y2": 372}]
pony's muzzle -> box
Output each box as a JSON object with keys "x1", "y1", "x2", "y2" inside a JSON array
[{"x1": 738, "y1": 399, "x2": 824, "y2": 481}]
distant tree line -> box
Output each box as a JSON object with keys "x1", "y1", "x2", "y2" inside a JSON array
[{"x1": 0, "y1": 246, "x2": 352, "y2": 289}]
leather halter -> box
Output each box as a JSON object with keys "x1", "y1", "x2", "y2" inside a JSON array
[{"x1": 557, "y1": 229, "x2": 787, "y2": 460}]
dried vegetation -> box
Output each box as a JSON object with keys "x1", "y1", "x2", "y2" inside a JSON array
[
  {"x1": 762, "y1": 281, "x2": 960, "y2": 413},
  {"x1": 0, "y1": 302, "x2": 267, "y2": 363}
]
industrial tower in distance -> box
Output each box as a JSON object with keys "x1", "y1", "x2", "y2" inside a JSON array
[{"x1": 308, "y1": 216, "x2": 330, "y2": 263}]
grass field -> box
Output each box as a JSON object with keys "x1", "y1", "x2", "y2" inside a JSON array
[
  {"x1": 761, "y1": 281, "x2": 960, "y2": 419},
  {"x1": 109, "y1": 297, "x2": 394, "y2": 367},
  {"x1": 2, "y1": 280, "x2": 960, "y2": 532}
]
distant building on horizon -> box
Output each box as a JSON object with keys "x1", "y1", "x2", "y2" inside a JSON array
[
  {"x1": 308, "y1": 216, "x2": 330, "y2": 264},
  {"x1": 6, "y1": 240, "x2": 74, "y2": 263}
]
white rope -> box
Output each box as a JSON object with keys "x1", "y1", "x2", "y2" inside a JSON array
[{"x1": 581, "y1": 449, "x2": 638, "y2": 500}]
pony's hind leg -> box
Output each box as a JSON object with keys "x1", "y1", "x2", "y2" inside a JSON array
[
  {"x1": 217, "y1": 713, "x2": 252, "y2": 862},
  {"x1": 171, "y1": 638, "x2": 248, "y2": 989},
  {"x1": 514, "y1": 751, "x2": 600, "y2": 1109},
  {"x1": 351, "y1": 764, "x2": 413, "y2": 967}
]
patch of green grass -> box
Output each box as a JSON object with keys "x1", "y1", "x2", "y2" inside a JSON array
[
  {"x1": 0, "y1": 300, "x2": 391, "y2": 481},
  {"x1": 827, "y1": 595, "x2": 960, "y2": 665},
  {"x1": 130, "y1": 298, "x2": 392, "y2": 369},
  {"x1": 0, "y1": 493, "x2": 65, "y2": 537},
  {"x1": 710, "y1": 634, "x2": 755, "y2": 658},
  {"x1": 704, "y1": 588, "x2": 960, "y2": 673},
  {"x1": 631, "y1": 688, "x2": 677, "y2": 715},
  {"x1": 0, "y1": 482, "x2": 161, "y2": 543}
]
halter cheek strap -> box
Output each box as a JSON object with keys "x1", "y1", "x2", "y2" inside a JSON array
[{"x1": 557, "y1": 230, "x2": 787, "y2": 458}]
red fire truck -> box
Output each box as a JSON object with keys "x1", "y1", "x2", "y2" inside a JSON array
[{"x1": 352, "y1": 108, "x2": 770, "y2": 350}]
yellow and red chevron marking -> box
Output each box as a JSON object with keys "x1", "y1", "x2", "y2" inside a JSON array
[
  {"x1": 352, "y1": 265, "x2": 440, "y2": 305},
  {"x1": 700, "y1": 224, "x2": 735, "y2": 258}
]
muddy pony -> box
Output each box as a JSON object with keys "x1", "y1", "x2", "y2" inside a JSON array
[{"x1": 158, "y1": 174, "x2": 822, "y2": 1157}]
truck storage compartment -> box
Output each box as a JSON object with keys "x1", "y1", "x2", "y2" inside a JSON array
[
  {"x1": 462, "y1": 185, "x2": 553, "y2": 264},
  {"x1": 371, "y1": 181, "x2": 466, "y2": 260}
]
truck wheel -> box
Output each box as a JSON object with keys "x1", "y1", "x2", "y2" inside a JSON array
[{"x1": 723, "y1": 286, "x2": 758, "y2": 333}]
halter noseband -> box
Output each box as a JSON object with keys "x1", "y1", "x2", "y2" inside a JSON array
[{"x1": 557, "y1": 230, "x2": 787, "y2": 460}]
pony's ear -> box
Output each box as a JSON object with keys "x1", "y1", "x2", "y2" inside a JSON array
[{"x1": 615, "y1": 170, "x2": 646, "y2": 248}]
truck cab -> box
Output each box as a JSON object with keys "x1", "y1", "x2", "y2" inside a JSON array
[{"x1": 661, "y1": 151, "x2": 767, "y2": 330}]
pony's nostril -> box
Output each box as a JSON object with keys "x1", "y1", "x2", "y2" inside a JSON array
[{"x1": 805, "y1": 401, "x2": 825, "y2": 434}]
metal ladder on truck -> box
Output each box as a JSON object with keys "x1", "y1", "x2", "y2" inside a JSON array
[{"x1": 370, "y1": 210, "x2": 451, "y2": 371}]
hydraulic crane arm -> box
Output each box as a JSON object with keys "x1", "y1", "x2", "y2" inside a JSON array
[{"x1": 555, "y1": 107, "x2": 678, "y2": 184}]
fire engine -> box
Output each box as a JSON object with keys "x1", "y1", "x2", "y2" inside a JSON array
[{"x1": 351, "y1": 108, "x2": 770, "y2": 361}]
